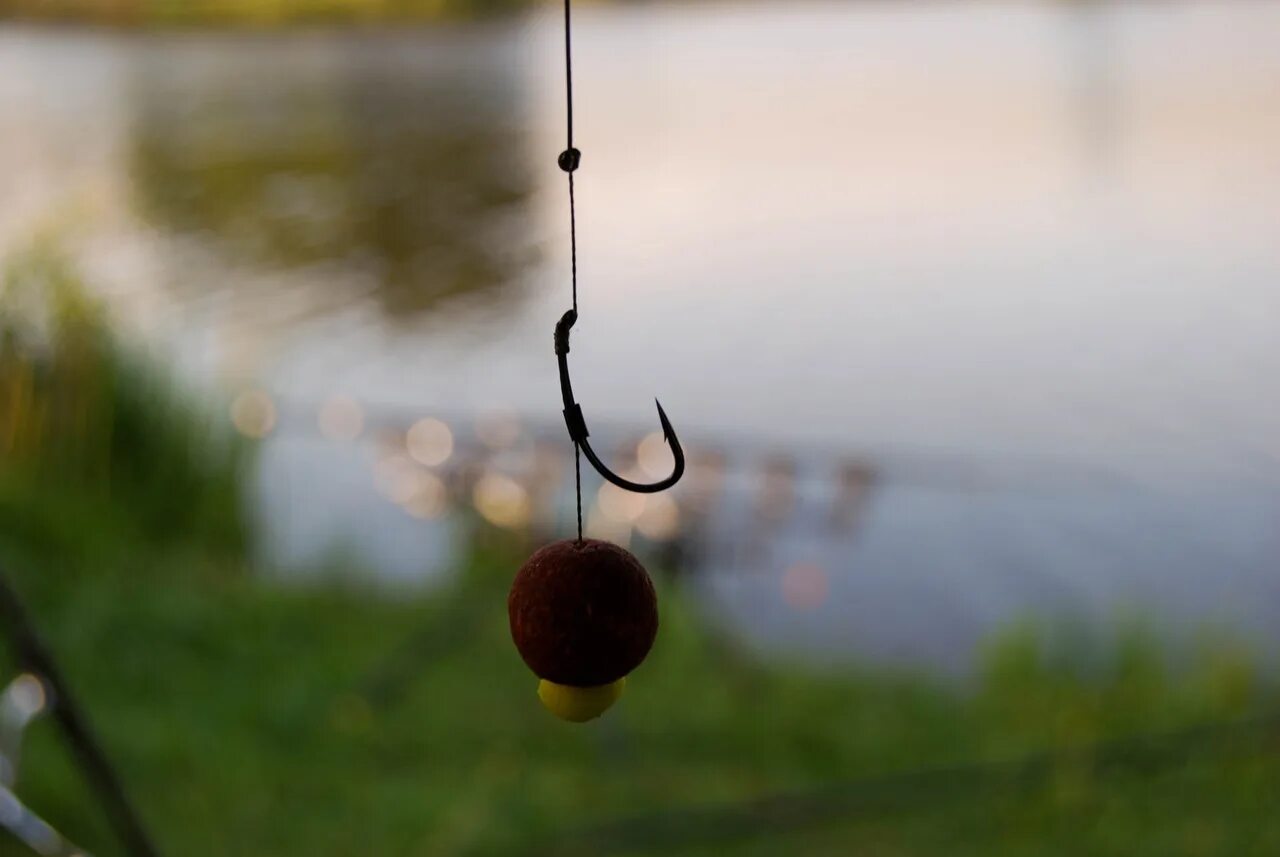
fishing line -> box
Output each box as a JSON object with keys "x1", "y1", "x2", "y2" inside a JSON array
[
  {"x1": 561, "y1": 0, "x2": 584, "y2": 540},
  {"x1": 554, "y1": 0, "x2": 685, "y2": 543}
]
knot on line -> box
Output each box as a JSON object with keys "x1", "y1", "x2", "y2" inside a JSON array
[{"x1": 558, "y1": 147, "x2": 582, "y2": 173}]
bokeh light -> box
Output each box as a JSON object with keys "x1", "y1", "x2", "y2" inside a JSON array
[
  {"x1": 403, "y1": 471, "x2": 448, "y2": 520},
  {"x1": 406, "y1": 417, "x2": 453, "y2": 467},
  {"x1": 7, "y1": 674, "x2": 47, "y2": 720},
  {"x1": 637, "y1": 431, "x2": 674, "y2": 479},
  {"x1": 374, "y1": 454, "x2": 424, "y2": 505},
  {"x1": 472, "y1": 472, "x2": 531, "y2": 529},
  {"x1": 585, "y1": 505, "x2": 632, "y2": 546},
  {"x1": 636, "y1": 494, "x2": 681, "y2": 541},
  {"x1": 597, "y1": 482, "x2": 646, "y2": 523},
  {"x1": 229, "y1": 389, "x2": 276, "y2": 438}
]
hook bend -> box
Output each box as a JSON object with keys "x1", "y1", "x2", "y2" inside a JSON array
[{"x1": 555, "y1": 309, "x2": 685, "y2": 494}]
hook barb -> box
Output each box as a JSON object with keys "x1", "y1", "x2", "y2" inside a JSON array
[{"x1": 555, "y1": 310, "x2": 685, "y2": 495}]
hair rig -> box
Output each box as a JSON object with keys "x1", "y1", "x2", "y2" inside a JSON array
[{"x1": 507, "y1": 0, "x2": 686, "y2": 723}]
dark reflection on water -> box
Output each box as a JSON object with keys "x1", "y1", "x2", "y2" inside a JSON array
[{"x1": 127, "y1": 33, "x2": 536, "y2": 328}]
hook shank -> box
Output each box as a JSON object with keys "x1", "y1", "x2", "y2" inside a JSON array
[{"x1": 555, "y1": 310, "x2": 685, "y2": 494}]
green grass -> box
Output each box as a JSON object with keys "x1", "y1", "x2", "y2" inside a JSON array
[
  {"x1": 2, "y1": 234, "x2": 1278, "y2": 856},
  {"x1": 2, "y1": 537, "x2": 1278, "y2": 857},
  {"x1": 0, "y1": 234, "x2": 251, "y2": 566}
]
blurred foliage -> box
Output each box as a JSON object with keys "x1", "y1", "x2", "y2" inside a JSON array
[
  {"x1": 0, "y1": 0, "x2": 531, "y2": 26},
  {"x1": 1, "y1": 528, "x2": 1277, "y2": 856},
  {"x1": 0, "y1": 235, "x2": 251, "y2": 565}
]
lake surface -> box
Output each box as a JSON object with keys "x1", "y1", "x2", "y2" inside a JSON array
[{"x1": 3, "y1": 1, "x2": 1279, "y2": 672}]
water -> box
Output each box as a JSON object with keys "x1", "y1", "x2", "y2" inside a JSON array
[{"x1": 3, "y1": 1, "x2": 1279, "y2": 671}]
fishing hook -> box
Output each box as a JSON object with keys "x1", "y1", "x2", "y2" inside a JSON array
[{"x1": 555, "y1": 309, "x2": 685, "y2": 494}]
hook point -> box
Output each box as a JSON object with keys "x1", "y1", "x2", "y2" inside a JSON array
[{"x1": 655, "y1": 399, "x2": 675, "y2": 442}]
